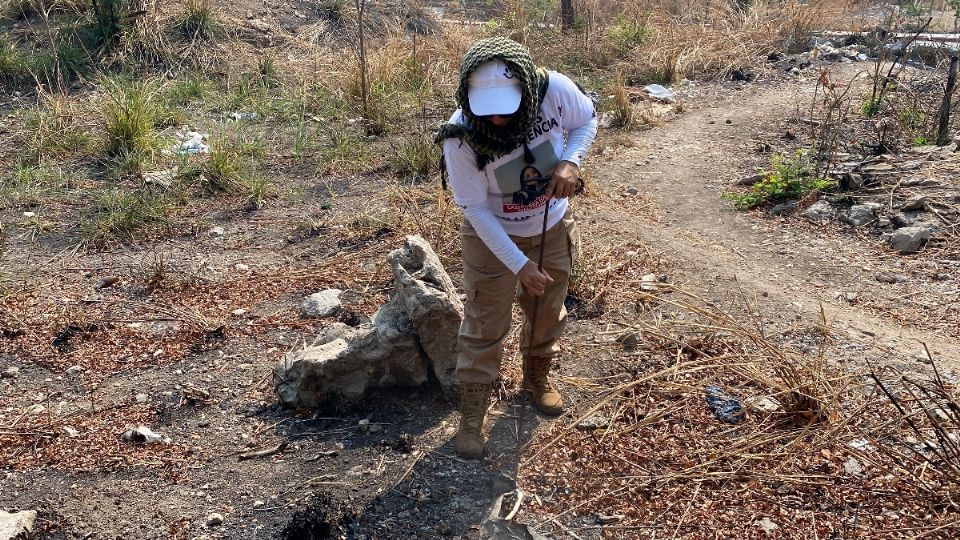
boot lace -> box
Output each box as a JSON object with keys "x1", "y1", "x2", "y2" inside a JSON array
[
  {"x1": 460, "y1": 385, "x2": 488, "y2": 431},
  {"x1": 528, "y1": 359, "x2": 554, "y2": 392}
]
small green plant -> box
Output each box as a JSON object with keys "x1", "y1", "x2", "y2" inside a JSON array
[
  {"x1": 102, "y1": 77, "x2": 165, "y2": 174},
  {"x1": 912, "y1": 135, "x2": 930, "y2": 146},
  {"x1": 389, "y1": 134, "x2": 437, "y2": 182},
  {"x1": 165, "y1": 71, "x2": 210, "y2": 106},
  {"x1": 81, "y1": 188, "x2": 173, "y2": 244},
  {"x1": 176, "y1": 0, "x2": 220, "y2": 40},
  {"x1": 30, "y1": 40, "x2": 88, "y2": 87},
  {"x1": 608, "y1": 14, "x2": 651, "y2": 54},
  {"x1": 24, "y1": 94, "x2": 98, "y2": 162},
  {"x1": 203, "y1": 147, "x2": 246, "y2": 193},
  {"x1": 723, "y1": 150, "x2": 836, "y2": 209},
  {"x1": 860, "y1": 96, "x2": 882, "y2": 118},
  {"x1": 318, "y1": 127, "x2": 370, "y2": 173},
  {"x1": 1, "y1": 162, "x2": 69, "y2": 207},
  {"x1": 0, "y1": 38, "x2": 29, "y2": 87},
  {"x1": 258, "y1": 54, "x2": 277, "y2": 89}
]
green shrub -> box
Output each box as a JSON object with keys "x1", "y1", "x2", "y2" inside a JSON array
[
  {"x1": 390, "y1": 134, "x2": 438, "y2": 182},
  {"x1": 166, "y1": 71, "x2": 211, "y2": 106},
  {"x1": 608, "y1": 14, "x2": 651, "y2": 54},
  {"x1": 724, "y1": 150, "x2": 836, "y2": 209},
  {"x1": 81, "y1": 188, "x2": 173, "y2": 244},
  {"x1": 103, "y1": 77, "x2": 164, "y2": 164},
  {"x1": 175, "y1": 0, "x2": 220, "y2": 40},
  {"x1": 0, "y1": 38, "x2": 29, "y2": 86}
]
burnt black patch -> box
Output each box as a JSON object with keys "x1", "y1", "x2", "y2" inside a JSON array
[{"x1": 281, "y1": 493, "x2": 362, "y2": 540}]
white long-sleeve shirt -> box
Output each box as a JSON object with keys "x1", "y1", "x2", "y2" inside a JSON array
[{"x1": 444, "y1": 71, "x2": 598, "y2": 274}]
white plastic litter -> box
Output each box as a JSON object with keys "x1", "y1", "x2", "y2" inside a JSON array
[
  {"x1": 175, "y1": 131, "x2": 209, "y2": 155},
  {"x1": 228, "y1": 111, "x2": 258, "y2": 121},
  {"x1": 644, "y1": 84, "x2": 676, "y2": 102},
  {"x1": 121, "y1": 426, "x2": 172, "y2": 445}
]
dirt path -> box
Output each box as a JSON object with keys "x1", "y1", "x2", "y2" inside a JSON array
[{"x1": 596, "y1": 66, "x2": 960, "y2": 370}]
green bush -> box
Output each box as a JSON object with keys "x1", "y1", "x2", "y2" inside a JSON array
[
  {"x1": 175, "y1": 0, "x2": 220, "y2": 40},
  {"x1": 81, "y1": 188, "x2": 173, "y2": 244},
  {"x1": 0, "y1": 38, "x2": 29, "y2": 86},
  {"x1": 390, "y1": 134, "x2": 438, "y2": 182},
  {"x1": 608, "y1": 14, "x2": 651, "y2": 54},
  {"x1": 103, "y1": 77, "x2": 164, "y2": 159},
  {"x1": 724, "y1": 150, "x2": 836, "y2": 209}
]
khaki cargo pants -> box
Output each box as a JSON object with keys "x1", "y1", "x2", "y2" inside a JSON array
[{"x1": 456, "y1": 211, "x2": 579, "y2": 384}]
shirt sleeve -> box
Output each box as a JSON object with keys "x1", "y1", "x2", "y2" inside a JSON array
[
  {"x1": 462, "y1": 203, "x2": 530, "y2": 274},
  {"x1": 549, "y1": 72, "x2": 598, "y2": 165},
  {"x1": 443, "y1": 136, "x2": 488, "y2": 208}
]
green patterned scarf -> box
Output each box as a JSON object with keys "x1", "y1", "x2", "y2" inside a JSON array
[{"x1": 436, "y1": 37, "x2": 549, "y2": 178}]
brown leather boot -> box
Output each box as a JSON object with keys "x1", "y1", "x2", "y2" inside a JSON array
[
  {"x1": 523, "y1": 356, "x2": 564, "y2": 416},
  {"x1": 455, "y1": 382, "x2": 491, "y2": 460}
]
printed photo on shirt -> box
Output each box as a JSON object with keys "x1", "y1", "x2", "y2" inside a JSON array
[{"x1": 493, "y1": 141, "x2": 559, "y2": 214}]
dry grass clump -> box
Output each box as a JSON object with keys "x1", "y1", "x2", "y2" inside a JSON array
[
  {"x1": 514, "y1": 285, "x2": 936, "y2": 536},
  {"x1": 866, "y1": 357, "x2": 960, "y2": 511}
]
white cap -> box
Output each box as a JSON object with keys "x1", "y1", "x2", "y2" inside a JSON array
[{"x1": 467, "y1": 60, "x2": 522, "y2": 116}]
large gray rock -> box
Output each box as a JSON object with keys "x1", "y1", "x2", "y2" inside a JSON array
[
  {"x1": 387, "y1": 235, "x2": 463, "y2": 392},
  {"x1": 843, "y1": 202, "x2": 883, "y2": 226},
  {"x1": 0, "y1": 510, "x2": 36, "y2": 540},
  {"x1": 274, "y1": 236, "x2": 462, "y2": 407},
  {"x1": 886, "y1": 226, "x2": 935, "y2": 253},
  {"x1": 802, "y1": 200, "x2": 835, "y2": 221}
]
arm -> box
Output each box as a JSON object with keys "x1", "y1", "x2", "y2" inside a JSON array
[
  {"x1": 546, "y1": 73, "x2": 599, "y2": 199},
  {"x1": 463, "y1": 204, "x2": 554, "y2": 295}
]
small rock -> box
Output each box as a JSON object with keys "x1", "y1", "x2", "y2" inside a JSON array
[
  {"x1": 900, "y1": 195, "x2": 927, "y2": 211},
  {"x1": 616, "y1": 332, "x2": 640, "y2": 352},
  {"x1": 27, "y1": 404, "x2": 45, "y2": 415},
  {"x1": 0, "y1": 509, "x2": 37, "y2": 537},
  {"x1": 758, "y1": 517, "x2": 778, "y2": 534},
  {"x1": 625, "y1": 187, "x2": 639, "y2": 196},
  {"x1": 802, "y1": 200, "x2": 835, "y2": 221},
  {"x1": 301, "y1": 289, "x2": 343, "y2": 318},
  {"x1": 577, "y1": 415, "x2": 610, "y2": 430},
  {"x1": 234, "y1": 263, "x2": 249, "y2": 272},
  {"x1": 232, "y1": 308, "x2": 248, "y2": 316},
  {"x1": 206, "y1": 513, "x2": 224, "y2": 526},
  {"x1": 122, "y1": 426, "x2": 171, "y2": 445},
  {"x1": 886, "y1": 226, "x2": 934, "y2": 253},
  {"x1": 745, "y1": 396, "x2": 782, "y2": 413},
  {"x1": 95, "y1": 276, "x2": 121, "y2": 290},
  {"x1": 843, "y1": 457, "x2": 864, "y2": 476},
  {"x1": 65, "y1": 365, "x2": 82, "y2": 377},
  {"x1": 640, "y1": 273, "x2": 659, "y2": 291},
  {"x1": 135, "y1": 393, "x2": 150, "y2": 403},
  {"x1": 209, "y1": 226, "x2": 226, "y2": 237},
  {"x1": 596, "y1": 514, "x2": 624, "y2": 525},
  {"x1": 770, "y1": 201, "x2": 798, "y2": 216},
  {"x1": 736, "y1": 173, "x2": 764, "y2": 186},
  {"x1": 253, "y1": 500, "x2": 265, "y2": 508},
  {"x1": 844, "y1": 292, "x2": 858, "y2": 302},
  {"x1": 22, "y1": 211, "x2": 36, "y2": 218},
  {"x1": 62, "y1": 426, "x2": 80, "y2": 437},
  {"x1": 843, "y1": 203, "x2": 882, "y2": 226},
  {"x1": 1, "y1": 367, "x2": 19, "y2": 378}
]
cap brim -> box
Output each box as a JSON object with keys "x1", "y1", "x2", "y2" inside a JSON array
[{"x1": 468, "y1": 86, "x2": 522, "y2": 116}]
